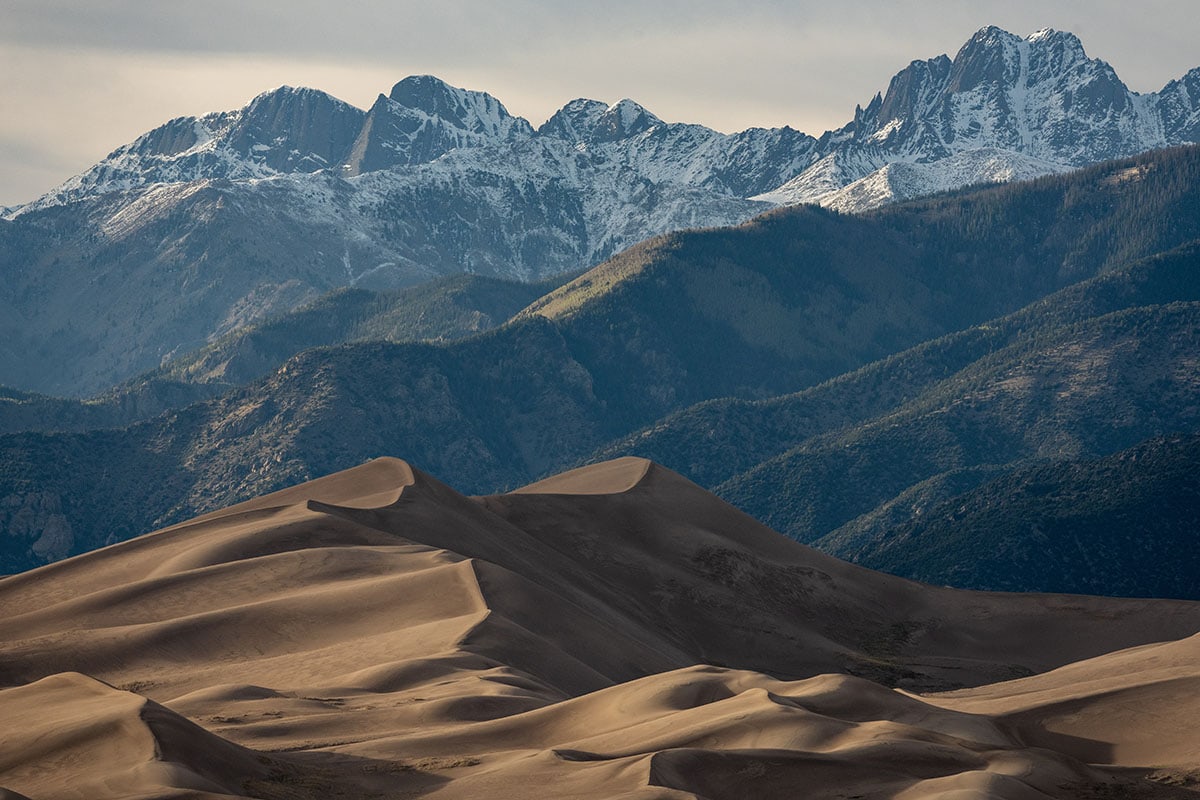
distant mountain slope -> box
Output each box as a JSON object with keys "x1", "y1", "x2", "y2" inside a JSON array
[
  {"x1": 849, "y1": 433, "x2": 1200, "y2": 597},
  {"x1": 723, "y1": 302, "x2": 1200, "y2": 548},
  {"x1": 601, "y1": 240, "x2": 1200, "y2": 597},
  {"x1": 3, "y1": 27, "x2": 1198, "y2": 396},
  {"x1": 0, "y1": 271, "x2": 570, "y2": 438},
  {"x1": 149, "y1": 270, "x2": 574, "y2": 389},
  {"x1": 0, "y1": 381, "x2": 220, "y2": 438},
  {"x1": 3, "y1": 149, "x2": 1200, "y2": 574},
  {"x1": 603, "y1": 233, "x2": 1200, "y2": 482}
]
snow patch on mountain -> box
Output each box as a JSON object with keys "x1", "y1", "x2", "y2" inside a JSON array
[
  {"x1": 754, "y1": 150, "x2": 888, "y2": 205},
  {"x1": 807, "y1": 148, "x2": 1070, "y2": 212}
]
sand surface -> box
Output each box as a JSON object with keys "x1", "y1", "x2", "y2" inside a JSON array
[{"x1": 1, "y1": 457, "x2": 1197, "y2": 799}]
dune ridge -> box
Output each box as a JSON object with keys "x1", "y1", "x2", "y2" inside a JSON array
[{"x1": 1, "y1": 457, "x2": 1197, "y2": 798}]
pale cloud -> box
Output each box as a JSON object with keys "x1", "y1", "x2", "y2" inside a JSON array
[{"x1": 2, "y1": 0, "x2": 1198, "y2": 206}]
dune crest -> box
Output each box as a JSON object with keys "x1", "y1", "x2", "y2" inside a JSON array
[
  {"x1": 190, "y1": 456, "x2": 418, "y2": 519},
  {"x1": 1, "y1": 458, "x2": 1197, "y2": 798},
  {"x1": 512, "y1": 456, "x2": 654, "y2": 495}
]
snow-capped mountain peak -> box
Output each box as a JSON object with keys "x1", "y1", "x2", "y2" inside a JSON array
[
  {"x1": 387, "y1": 75, "x2": 531, "y2": 139},
  {"x1": 594, "y1": 98, "x2": 663, "y2": 141},
  {"x1": 20, "y1": 27, "x2": 1199, "y2": 220},
  {"x1": 538, "y1": 97, "x2": 663, "y2": 145},
  {"x1": 864, "y1": 54, "x2": 951, "y2": 149},
  {"x1": 1026, "y1": 26, "x2": 1085, "y2": 52},
  {"x1": 225, "y1": 85, "x2": 365, "y2": 172},
  {"x1": 947, "y1": 25, "x2": 1022, "y2": 94},
  {"x1": 538, "y1": 98, "x2": 611, "y2": 143},
  {"x1": 751, "y1": 25, "x2": 1198, "y2": 210},
  {"x1": 343, "y1": 77, "x2": 535, "y2": 174},
  {"x1": 818, "y1": 24, "x2": 1168, "y2": 186},
  {"x1": 17, "y1": 85, "x2": 365, "y2": 210}
]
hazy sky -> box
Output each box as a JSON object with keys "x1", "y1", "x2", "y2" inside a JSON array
[{"x1": 3, "y1": 0, "x2": 1198, "y2": 206}]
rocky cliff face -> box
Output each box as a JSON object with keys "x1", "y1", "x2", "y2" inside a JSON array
[
  {"x1": 344, "y1": 75, "x2": 535, "y2": 174},
  {"x1": 1, "y1": 491, "x2": 73, "y2": 566}
]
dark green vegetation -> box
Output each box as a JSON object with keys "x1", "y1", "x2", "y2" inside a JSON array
[
  {"x1": 611, "y1": 240, "x2": 1200, "y2": 546},
  {"x1": 3, "y1": 147, "x2": 1199, "y2": 592},
  {"x1": 853, "y1": 433, "x2": 1200, "y2": 597}
]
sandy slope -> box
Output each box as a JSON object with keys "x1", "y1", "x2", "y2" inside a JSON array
[
  {"x1": 929, "y1": 632, "x2": 1200, "y2": 770},
  {"x1": 1, "y1": 457, "x2": 1197, "y2": 799}
]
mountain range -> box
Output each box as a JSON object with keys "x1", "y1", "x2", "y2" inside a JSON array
[
  {"x1": 4, "y1": 145, "x2": 1199, "y2": 596},
  {"x1": 2, "y1": 457, "x2": 1199, "y2": 798},
  {"x1": 3, "y1": 26, "x2": 1199, "y2": 395}
]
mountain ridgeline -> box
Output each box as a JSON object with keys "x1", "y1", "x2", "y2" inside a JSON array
[
  {"x1": 2, "y1": 146, "x2": 1200, "y2": 589},
  {"x1": 0, "y1": 272, "x2": 573, "y2": 438},
  {"x1": 2, "y1": 26, "x2": 1199, "y2": 395}
]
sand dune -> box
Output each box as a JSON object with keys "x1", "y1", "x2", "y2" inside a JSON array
[
  {"x1": 1, "y1": 457, "x2": 1197, "y2": 798},
  {"x1": 0, "y1": 672, "x2": 269, "y2": 799},
  {"x1": 930, "y1": 632, "x2": 1200, "y2": 770}
]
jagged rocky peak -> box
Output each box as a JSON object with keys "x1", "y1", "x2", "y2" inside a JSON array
[
  {"x1": 42, "y1": 85, "x2": 367, "y2": 199},
  {"x1": 227, "y1": 86, "x2": 366, "y2": 171},
  {"x1": 945, "y1": 25, "x2": 1127, "y2": 111},
  {"x1": 131, "y1": 115, "x2": 211, "y2": 159},
  {"x1": 764, "y1": 25, "x2": 1200, "y2": 210},
  {"x1": 595, "y1": 98, "x2": 663, "y2": 141},
  {"x1": 871, "y1": 55, "x2": 951, "y2": 134},
  {"x1": 946, "y1": 25, "x2": 1023, "y2": 93},
  {"x1": 1025, "y1": 27, "x2": 1089, "y2": 77},
  {"x1": 538, "y1": 97, "x2": 662, "y2": 144},
  {"x1": 852, "y1": 93, "x2": 883, "y2": 129},
  {"x1": 239, "y1": 85, "x2": 362, "y2": 128},
  {"x1": 1024, "y1": 28, "x2": 1134, "y2": 120},
  {"x1": 343, "y1": 75, "x2": 534, "y2": 174},
  {"x1": 834, "y1": 25, "x2": 1158, "y2": 167},
  {"x1": 387, "y1": 74, "x2": 532, "y2": 138},
  {"x1": 1158, "y1": 67, "x2": 1200, "y2": 141},
  {"x1": 538, "y1": 98, "x2": 610, "y2": 143}
]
